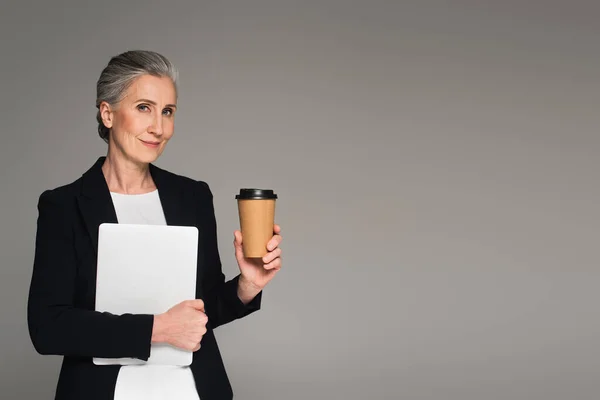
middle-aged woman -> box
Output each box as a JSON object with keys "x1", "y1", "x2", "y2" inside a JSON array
[{"x1": 27, "y1": 50, "x2": 282, "y2": 400}]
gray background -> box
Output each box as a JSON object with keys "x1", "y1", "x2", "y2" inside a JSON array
[{"x1": 1, "y1": 1, "x2": 599, "y2": 399}]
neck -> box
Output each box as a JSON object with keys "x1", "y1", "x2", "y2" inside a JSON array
[{"x1": 102, "y1": 146, "x2": 156, "y2": 194}]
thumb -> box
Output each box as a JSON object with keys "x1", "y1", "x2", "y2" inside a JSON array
[{"x1": 233, "y1": 230, "x2": 244, "y2": 260}]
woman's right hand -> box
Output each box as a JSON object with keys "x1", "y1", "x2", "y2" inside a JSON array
[{"x1": 151, "y1": 299, "x2": 208, "y2": 351}]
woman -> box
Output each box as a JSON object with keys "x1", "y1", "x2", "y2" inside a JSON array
[{"x1": 27, "y1": 50, "x2": 282, "y2": 400}]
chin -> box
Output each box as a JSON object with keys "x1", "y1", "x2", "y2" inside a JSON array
[{"x1": 133, "y1": 149, "x2": 163, "y2": 165}]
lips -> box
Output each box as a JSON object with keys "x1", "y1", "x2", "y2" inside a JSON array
[{"x1": 140, "y1": 139, "x2": 161, "y2": 148}]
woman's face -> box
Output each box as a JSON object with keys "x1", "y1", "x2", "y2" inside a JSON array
[{"x1": 100, "y1": 74, "x2": 177, "y2": 165}]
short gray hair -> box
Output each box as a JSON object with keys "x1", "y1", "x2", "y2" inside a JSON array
[{"x1": 95, "y1": 50, "x2": 179, "y2": 143}]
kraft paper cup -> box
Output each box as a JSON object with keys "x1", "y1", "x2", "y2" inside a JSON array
[{"x1": 236, "y1": 189, "x2": 277, "y2": 258}]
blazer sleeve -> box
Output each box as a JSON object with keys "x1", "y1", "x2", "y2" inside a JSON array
[
  {"x1": 27, "y1": 190, "x2": 154, "y2": 360},
  {"x1": 196, "y1": 181, "x2": 262, "y2": 328}
]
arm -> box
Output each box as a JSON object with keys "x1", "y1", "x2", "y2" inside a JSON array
[
  {"x1": 196, "y1": 181, "x2": 262, "y2": 329},
  {"x1": 27, "y1": 190, "x2": 154, "y2": 360}
]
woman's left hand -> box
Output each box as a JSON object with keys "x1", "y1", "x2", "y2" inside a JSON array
[{"x1": 233, "y1": 224, "x2": 282, "y2": 290}]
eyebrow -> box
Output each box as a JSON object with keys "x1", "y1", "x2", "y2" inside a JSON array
[{"x1": 135, "y1": 98, "x2": 177, "y2": 109}]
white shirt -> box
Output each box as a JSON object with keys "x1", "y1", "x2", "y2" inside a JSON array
[{"x1": 110, "y1": 190, "x2": 200, "y2": 400}]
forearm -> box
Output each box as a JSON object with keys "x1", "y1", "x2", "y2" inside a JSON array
[
  {"x1": 237, "y1": 276, "x2": 262, "y2": 305},
  {"x1": 151, "y1": 313, "x2": 168, "y2": 343},
  {"x1": 202, "y1": 275, "x2": 262, "y2": 328},
  {"x1": 28, "y1": 303, "x2": 154, "y2": 360}
]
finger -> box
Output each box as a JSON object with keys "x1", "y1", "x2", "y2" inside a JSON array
[
  {"x1": 187, "y1": 299, "x2": 205, "y2": 311},
  {"x1": 198, "y1": 312, "x2": 208, "y2": 324},
  {"x1": 263, "y1": 257, "x2": 282, "y2": 271},
  {"x1": 273, "y1": 224, "x2": 281, "y2": 234},
  {"x1": 262, "y1": 247, "x2": 282, "y2": 264},
  {"x1": 267, "y1": 235, "x2": 282, "y2": 252},
  {"x1": 233, "y1": 230, "x2": 243, "y2": 246}
]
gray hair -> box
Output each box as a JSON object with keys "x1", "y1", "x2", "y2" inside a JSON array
[{"x1": 95, "y1": 50, "x2": 179, "y2": 143}]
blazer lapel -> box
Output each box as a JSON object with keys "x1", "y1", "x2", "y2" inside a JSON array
[
  {"x1": 149, "y1": 163, "x2": 189, "y2": 227},
  {"x1": 77, "y1": 157, "x2": 118, "y2": 256}
]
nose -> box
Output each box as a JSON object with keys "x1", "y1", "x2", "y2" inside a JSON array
[{"x1": 149, "y1": 113, "x2": 164, "y2": 136}]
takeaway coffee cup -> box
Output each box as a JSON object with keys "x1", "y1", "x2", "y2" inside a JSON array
[{"x1": 235, "y1": 189, "x2": 278, "y2": 258}]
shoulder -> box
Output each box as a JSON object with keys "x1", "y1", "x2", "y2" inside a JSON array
[
  {"x1": 37, "y1": 177, "x2": 82, "y2": 209},
  {"x1": 35, "y1": 180, "x2": 82, "y2": 235}
]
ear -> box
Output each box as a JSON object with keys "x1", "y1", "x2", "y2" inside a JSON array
[{"x1": 99, "y1": 101, "x2": 115, "y2": 129}]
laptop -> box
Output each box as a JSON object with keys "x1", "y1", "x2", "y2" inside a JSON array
[{"x1": 93, "y1": 223, "x2": 198, "y2": 366}]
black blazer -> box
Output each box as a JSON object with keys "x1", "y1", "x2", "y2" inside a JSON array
[{"x1": 27, "y1": 156, "x2": 262, "y2": 400}]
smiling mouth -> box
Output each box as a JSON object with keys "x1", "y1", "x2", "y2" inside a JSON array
[{"x1": 140, "y1": 139, "x2": 161, "y2": 146}]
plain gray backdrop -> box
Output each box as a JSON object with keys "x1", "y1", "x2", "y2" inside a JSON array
[{"x1": 1, "y1": 1, "x2": 599, "y2": 399}]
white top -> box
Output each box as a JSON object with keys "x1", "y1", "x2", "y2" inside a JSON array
[
  {"x1": 110, "y1": 190, "x2": 167, "y2": 226},
  {"x1": 110, "y1": 190, "x2": 200, "y2": 400}
]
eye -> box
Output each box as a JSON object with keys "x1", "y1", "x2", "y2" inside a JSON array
[
  {"x1": 137, "y1": 104, "x2": 150, "y2": 112},
  {"x1": 163, "y1": 108, "x2": 174, "y2": 116}
]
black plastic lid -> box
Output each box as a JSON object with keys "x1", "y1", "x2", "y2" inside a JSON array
[{"x1": 235, "y1": 188, "x2": 278, "y2": 200}]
